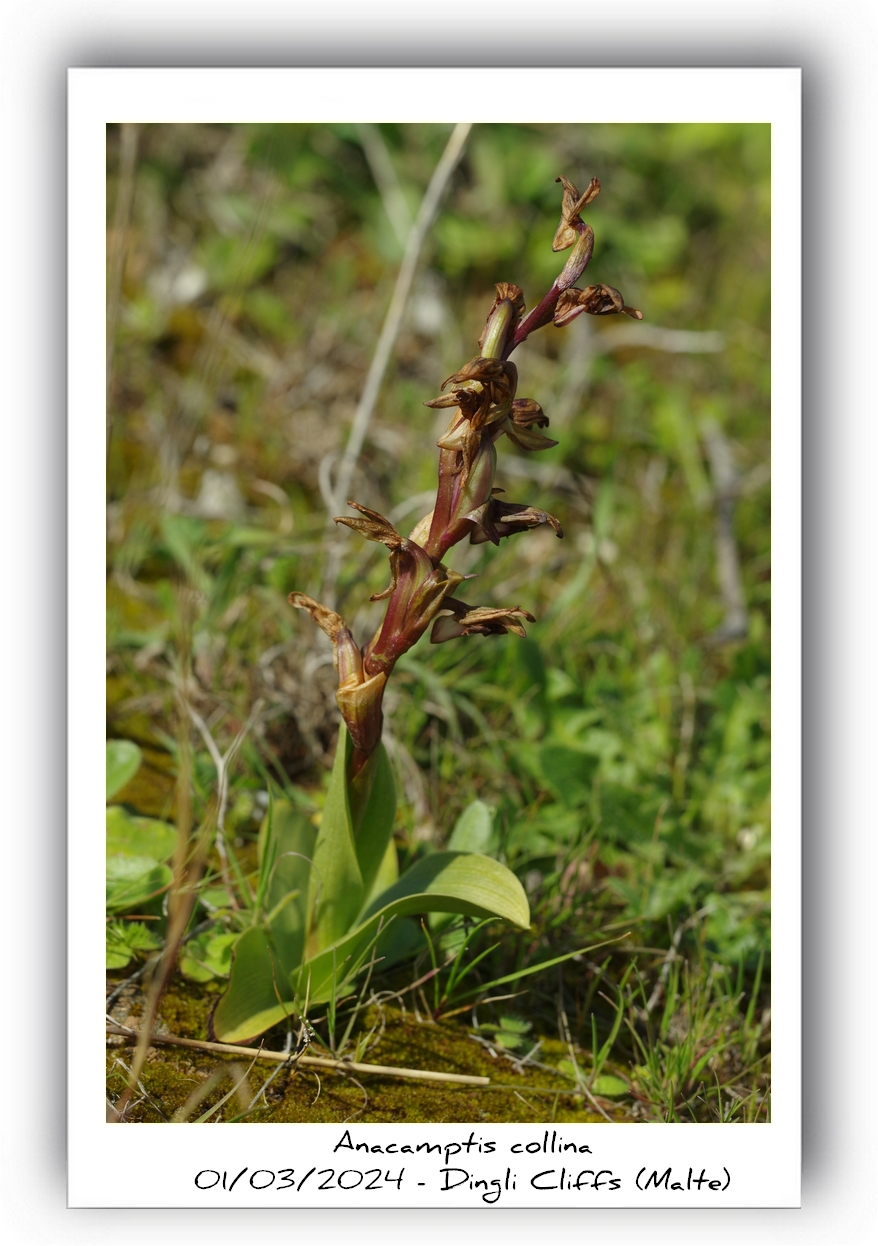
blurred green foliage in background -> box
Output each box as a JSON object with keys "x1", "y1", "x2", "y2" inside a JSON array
[{"x1": 107, "y1": 122, "x2": 770, "y2": 1121}]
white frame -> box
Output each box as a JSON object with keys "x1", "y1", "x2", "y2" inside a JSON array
[{"x1": 71, "y1": 67, "x2": 800, "y2": 1208}]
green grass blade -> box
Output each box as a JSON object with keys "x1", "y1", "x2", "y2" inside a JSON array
[{"x1": 450, "y1": 934, "x2": 629, "y2": 1005}]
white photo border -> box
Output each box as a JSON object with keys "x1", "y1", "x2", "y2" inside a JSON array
[{"x1": 72, "y1": 66, "x2": 800, "y2": 1209}]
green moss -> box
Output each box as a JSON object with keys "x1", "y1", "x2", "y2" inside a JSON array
[{"x1": 107, "y1": 980, "x2": 628, "y2": 1124}]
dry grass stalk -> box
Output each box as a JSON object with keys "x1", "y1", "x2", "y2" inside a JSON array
[{"x1": 106, "y1": 1021, "x2": 491, "y2": 1087}]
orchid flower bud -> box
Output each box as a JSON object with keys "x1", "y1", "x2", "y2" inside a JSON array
[
  {"x1": 287, "y1": 592, "x2": 387, "y2": 760},
  {"x1": 554, "y1": 284, "x2": 643, "y2": 325},
  {"x1": 552, "y1": 176, "x2": 601, "y2": 251},
  {"x1": 478, "y1": 283, "x2": 525, "y2": 353},
  {"x1": 466, "y1": 497, "x2": 563, "y2": 546},
  {"x1": 336, "y1": 669, "x2": 386, "y2": 756},
  {"x1": 431, "y1": 600, "x2": 536, "y2": 644}
]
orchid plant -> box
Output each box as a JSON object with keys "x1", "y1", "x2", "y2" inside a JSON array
[{"x1": 213, "y1": 175, "x2": 641, "y2": 1045}]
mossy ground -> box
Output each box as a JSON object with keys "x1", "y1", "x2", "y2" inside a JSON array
[{"x1": 107, "y1": 975, "x2": 627, "y2": 1124}]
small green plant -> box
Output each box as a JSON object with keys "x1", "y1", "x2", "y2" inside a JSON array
[
  {"x1": 106, "y1": 739, "x2": 178, "y2": 957},
  {"x1": 212, "y1": 175, "x2": 641, "y2": 1044}
]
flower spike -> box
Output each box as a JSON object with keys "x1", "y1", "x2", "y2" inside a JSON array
[{"x1": 289, "y1": 173, "x2": 640, "y2": 769}]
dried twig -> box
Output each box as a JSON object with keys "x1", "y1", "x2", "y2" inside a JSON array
[
  {"x1": 109, "y1": 709, "x2": 215, "y2": 1122},
  {"x1": 106, "y1": 1021, "x2": 491, "y2": 1087},
  {"x1": 185, "y1": 698, "x2": 265, "y2": 905},
  {"x1": 702, "y1": 416, "x2": 749, "y2": 642},
  {"x1": 356, "y1": 123, "x2": 412, "y2": 247},
  {"x1": 320, "y1": 122, "x2": 471, "y2": 604},
  {"x1": 557, "y1": 980, "x2": 614, "y2": 1123},
  {"x1": 107, "y1": 122, "x2": 139, "y2": 458}
]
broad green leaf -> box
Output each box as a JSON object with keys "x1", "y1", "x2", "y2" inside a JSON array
[
  {"x1": 307, "y1": 729, "x2": 365, "y2": 951},
  {"x1": 106, "y1": 854, "x2": 172, "y2": 913},
  {"x1": 480, "y1": 1015, "x2": 532, "y2": 1051},
  {"x1": 214, "y1": 851, "x2": 530, "y2": 1042},
  {"x1": 212, "y1": 924, "x2": 301, "y2": 1042},
  {"x1": 363, "y1": 852, "x2": 530, "y2": 929},
  {"x1": 106, "y1": 739, "x2": 143, "y2": 799},
  {"x1": 448, "y1": 800, "x2": 495, "y2": 854},
  {"x1": 106, "y1": 805, "x2": 177, "y2": 862},
  {"x1": 495, "y1": 1030, "x2": 527, "y2": 1050},
  {"x1": 257, "y1": 799, "x2": 316, "y2": 973},
  {"x1": 298, "y1": 852, "x2": 529, "y2": 1008},
  {"x1": 361, "y1": 833, "x2": 399, "y2": 913},
  {"x1": 373, "y1": 915, "x2": 424, "y2": 969}
]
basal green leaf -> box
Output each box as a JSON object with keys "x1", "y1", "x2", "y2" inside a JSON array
[
  {"x1": 106, "y1": 945, "x2": 134, "y2": 971},
  {"x1": 199, "y1": 886, "x2": 234, "y2": 911},
  {"x1": 363, "y1": 852, "x2": 530, "y2": 930},
  {"x1": 307, "y1": 729, "x2": 365, "y2": 951},
  {"x1": 498, "y1": 1015, "x2": 531, "y2": 1033},
  {"x1": 211, "y1": 925, "x2": 301, "y2": 1043},
  {"x1": 361, "y1": 833, "x2": 399, "y2": 913},
  {"x1": 214, "y1": 851, "x2": 530, "y2": 1042},
  {"x1": 257, "y1": 798, "x2": 316, "y2": 973},
  {"x1": 296, "y1": 853, "x2": 530, "y2": 1010},
  {"x1": 106, "y1": 739, "x2": 143, "y2": 800},
  {"x1": 374, "y1": 915, "x2": 424, "y2": 969},
  {"x1": 353, "y1": 742, "x2": 396, "y2": 901}
]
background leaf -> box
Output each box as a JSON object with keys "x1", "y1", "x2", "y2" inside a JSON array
[
  {"x1": 106, "y1": 855, "x2": 172, "y2": 913},
  {"x1": 448, "y1": 799, "x2": 496, "y2": 855},
  {"x1": 106, "y1": 919, "x2": 162, "y2": 969},
  {"x1": 106, "y1": 805, "x2": 177, "y2": 862},
  {"x1": 106, "y1": 739, "x2": 142, "y2": 800},
  {"x1": 592, "y1": 1074, "x2": 629, "y2": 1097},
  {"x1": 180, "y1": 930, "x2": 238, "y2": 981}
]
